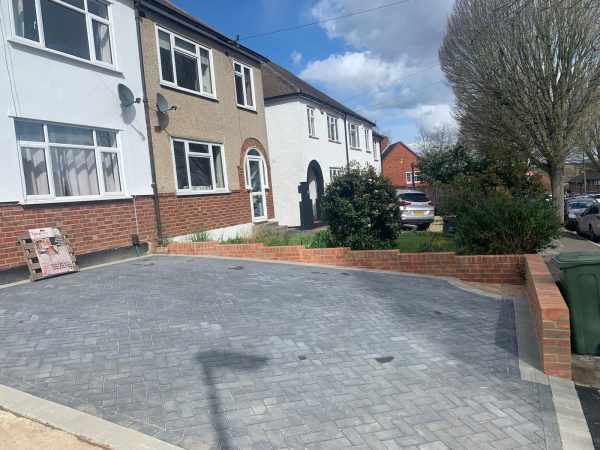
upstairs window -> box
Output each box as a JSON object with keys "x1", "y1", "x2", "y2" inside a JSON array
[
  {"x1": 348, "y1": 123, "x2": 359, "y2": 148},
  {"x1": 15, "y1": 120, "x2": 122, "y2": 200},
  {"x1": 364, "y1": 129, "x2": 371, "y2": 151},
  {"x1": 12, "y1": 0, "x2": 114, "y2": 65},
  {"x1": 327, "y1": 115, "x2": 338, "y2": 141},
  {"x1": 234, "y1": 61, "x2": 255, "y2": 109},
  {"x1": 172, "y1": 138, "x2": 227, "y2": 194},
  {"x1": 157, "y1": 27, "x2": 215, "y2": 96},
  {"x1": 307, "y1": 106, "x2": 316, "y2": 137}
]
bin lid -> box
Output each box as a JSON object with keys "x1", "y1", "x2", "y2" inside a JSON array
[{"x1": 552, "y1": 251, "x2": 600, "y2": 269}]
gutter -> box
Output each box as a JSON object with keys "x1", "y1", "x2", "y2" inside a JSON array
[{"x1": 134, "y1": 0, "x2": 164, "y2": 245}]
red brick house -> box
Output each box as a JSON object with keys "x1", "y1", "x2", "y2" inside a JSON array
[{"x1": 381, "y1": 141, "x2": 427, "y2": 188}]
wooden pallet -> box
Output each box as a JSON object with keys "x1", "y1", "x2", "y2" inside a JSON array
[{"x1": 17, "y1": 230, "x2": 79, "y2": 281}]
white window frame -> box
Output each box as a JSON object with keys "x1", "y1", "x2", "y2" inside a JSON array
[
  {"x1": 15, "y1": 119, "x2": 126, "y2": 204},
  {"x1": 348, "y1": 123, "x2": 360, "y2": 149},
  {"x1": 405, "y1": 172, "x2": 421, "y2": 184},
  {"x1": 329, "y1": 167, "x2": 342, "y2": 181},
  {"x1": 171, "y1": 138, "x2": 229, "y2": 195},
  {"x1": 365, "y1": 129, "x2": 371, "y2": 151},
  {"x1": 327, "y1": 115, "x2": 339, "y2": 142},
  {"x1": 234, "y1": 60, "x2": 256, "y2": 111},
  {"x1": 307, "y1": 106, "x2": 316, "y2": 137},
  {"x1": 9, "y1": 0, "x2": 117, "y2": 69},
  {"x1": 244, "y1": 148, "x2": 269, "y2": 222},
  {"x1": 155, "y1": 25, "x2": 217, "y2": 99}
]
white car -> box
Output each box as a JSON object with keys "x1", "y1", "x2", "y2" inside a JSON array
[
  {"x1": 577, "y1": 203, "x2": 600, "y2": 242},
  {"x1": 397, "y1": 189, "x2": 435, "y2": 231}
]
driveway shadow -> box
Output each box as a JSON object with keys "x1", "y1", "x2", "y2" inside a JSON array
[{"x1": 195, "y1": 351, "x2": 269, "y2": 449}]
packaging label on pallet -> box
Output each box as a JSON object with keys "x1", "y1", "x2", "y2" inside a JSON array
[{"x1": 29, "y1": 228, "x2": 75, "y2": 278}]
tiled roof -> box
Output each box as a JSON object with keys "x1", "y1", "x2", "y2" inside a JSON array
[
  {"x1": 569, "y1": 169, "x2": 600, "y2": 183},
  {"x1": 381, "y1": 141, "x2": 417, "y2": 160},
  {"x1": 262, "y1": 62, "x2": 375, "y2": 126}
]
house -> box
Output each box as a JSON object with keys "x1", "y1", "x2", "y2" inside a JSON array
[
  {"x1": 0, "y1": 0, "x2": 156, "y2": 275},
  {"x1": 137, "y1": 0, "x2": 274, "y2": 241},
  {"x1": 381, "y1": 141, "x2": 426, "y2": 188},
  {"x1": 262, "y1": 62, "x2": 381, "y2": 229},
  {"x1": 569, "y1": 169, "x2": 600, "y2": 194}
]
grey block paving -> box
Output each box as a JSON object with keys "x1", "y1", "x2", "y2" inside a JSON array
[{"x1": 0, "y1": 256, "x2": 558, "y2": 449}]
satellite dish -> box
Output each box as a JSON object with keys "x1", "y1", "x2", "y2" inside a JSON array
[
  {"x1": 117, "y1": 83, "x2": 141, "y2": 107},
  {"x1": 156, "y1": 92, "x2": 177, "y2": 114}
]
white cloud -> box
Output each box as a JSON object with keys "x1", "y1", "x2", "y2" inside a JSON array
[
  {"x1": 406, "y1": 104, "x2": 455, "y2": 130},
  {"x1": 290, "y1": 50, "x2": 303, "y2": 66}
]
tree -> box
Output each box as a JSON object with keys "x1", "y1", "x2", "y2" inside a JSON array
[
  {"x1": 439, "y1": 0, "x2": 600, "y2": 218},
  {"x1": 574, "y1": 111, "x2": 600, "y2": 174}
]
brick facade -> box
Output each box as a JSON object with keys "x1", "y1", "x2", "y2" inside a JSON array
[
  {"x1": 381, "y1": 141, "x2": 426, "y2": 189},
  {"x1": 168, "y1": 242, "x2": 526, "y2": 285},
  {"x1": 0, "y1": 197, "x2": 157, "y2": 271},
  {"x1": 525, "y1": 254, "x2": 572, "y2": 379}
]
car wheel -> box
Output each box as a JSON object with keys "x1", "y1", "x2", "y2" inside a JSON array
[
  {"x1": 417, "y1": 224, "x2": 430, "y2": 231},
  {"x1": 590, "y1": 225, "x2": 599, "y2": 243},
  {"x1": 576, "y1": 222, "x2": 582, "y2": 236}
]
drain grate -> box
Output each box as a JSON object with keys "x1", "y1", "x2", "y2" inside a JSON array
[{"x1": 375, "y1": 356, "x2": 394, "y2": 364}]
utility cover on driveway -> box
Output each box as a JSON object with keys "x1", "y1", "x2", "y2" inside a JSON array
[{"x1": 0, "y1": 256, "x2": 557, "y2": 449}]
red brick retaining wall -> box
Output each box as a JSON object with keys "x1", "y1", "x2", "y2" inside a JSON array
[
  {"x1": 525, "y1": 254, "x2": 572, "y2": 379},
  {"x1": 168, "y1": 242, "x2": 525, "y2": 285},
  {"x1": 0, "y1": 197, "x2": 157, "y2": 271}
]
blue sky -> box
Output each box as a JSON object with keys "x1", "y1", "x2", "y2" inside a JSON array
[{"x1": 170, "y1": 0, "x2": 455, "y2": 145}]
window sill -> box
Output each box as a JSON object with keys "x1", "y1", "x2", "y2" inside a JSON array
[
  {"x1": 328, "y1": 140, "x2": 341, "y2": 144},
  {"x1": 350, "y1": 147, "x2": 362, "y2": 151},
  {"x1": 176, "y1": 190, "x2": 231, "y2": 197},
  {"x1": 160, "y1": 82, "x2": 218, "y2": 101},
  {"x1": 237, "y1": 104, "x2": 257, "y2": 113},
  {"x1": 20, "y1": 195, "x2": 131, "y2": 205},
  {"x1": 8, "y1": 37, "x2": 124, "y2": 76},
  {"x1": 308, "y1": 135, "x2": 319, "y2": 140}
]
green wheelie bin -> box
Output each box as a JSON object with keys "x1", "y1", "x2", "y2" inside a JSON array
[{"x1": 552, "y1": 252, "x2": 600, "y2": 355}]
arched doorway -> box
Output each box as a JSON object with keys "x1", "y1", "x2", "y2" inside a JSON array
[
  {"x1": 244, "y1": 148, "x2": 268, "y2": 222},
  {"x1": 299, "y1": 161, "x2": 324, "y2": 229}
]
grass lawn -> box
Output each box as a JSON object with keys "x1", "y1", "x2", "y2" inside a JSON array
[{"x1": 396, "y1": 232, "x2": 459, "y2": 253}]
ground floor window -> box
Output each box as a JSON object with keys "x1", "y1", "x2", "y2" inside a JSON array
[
  {"x1": 329, "y1": 167, "x2": 342, "y2": 181},
  {"x1": 245, "y1": 148, "x2": 268, "y2": 221},
  {"x1": 405, "y1": 171, "x2": 421, "y2": 184},
  {"x1": 172, "y1": 138, "x2": 227, "y2": 194},
  {"x1": 15, "y1": 120, "x2": 122, "y2": 201}
]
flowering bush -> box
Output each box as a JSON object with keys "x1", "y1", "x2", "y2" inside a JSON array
[{"x1": 322, "y1": 164, "x2": 402, "y2": 250}]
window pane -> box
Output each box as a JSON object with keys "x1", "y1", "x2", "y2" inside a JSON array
[
  {"x1": 158, "y1": 30, "x2": 174, "y2": 82},
  {"x1": 189, "y1": 143, "x2": 209, "y2": 153},
  {"x1": 61, "y1": 0, "x2": 84, "y2": 9},
  {"x1": 174, "y1": 37, "x2": 195, "y2": 53},
  {"x1": 101, "y1": 152, "x2": 121, "y2": 192},
  {"x1": 96, "y1": 130, "x2": 117, "y2": 147},
  {"x1": 243, "y1": 67, "x2": 253, "y2": 107},
  {"x1": 212, "y1": 146, "x2": 224, "y2": 189},
  {"x1": 235, "y1": 73, "x2": 245, "y2": 105},
  {"x1": 15, "y1": 120, "x2": 44, "y2": 142},
  {"x1": 252, "y1": 194, "x2": 264, "y2": 218},
  {"x1": 199, "y1": 48, "x2": 213, "y2": 94},
  {"x1": 234, "y1": 63, "x2": 241, "y2": 74},
  {"x1": 88, "y1": 0, "x2": 108, "y2": 19},
  {"x1": 174, "y1": 51, "x2": 199, "y2": 91},
  {"x1": 48, "y1": 124, "x2": 93, "y2": 145},
  {"x1": 13, "y1": 0, "x2": 39, "y2": 41},
  {"x1": 21, "y1": 147, "x2": 49, "y2": 195},
  {"x1": 173, "y1": 141, "x2": 188, "y2": 189},
  {"x1": 92, "y1": 20, "x2": 112, "y2": 64},
  {"x1": 249, "y1": 160, "x2": 261, "y2": 191},
  {"x1": 51, "y1": 147, "x2": 99, "y2": 197},
  {"x1": 248, "y1": 149, "x2": 260, "y2": 156},
  {"x1": 189, "y1": 156, "x2": 212, "y2": 190},
  {"x1": 40, "y1": 0, "x2": 90, "y2": 60}
]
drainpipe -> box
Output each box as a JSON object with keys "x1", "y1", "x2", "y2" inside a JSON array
[
  {"x1": 411, "y1": 162, "x2": 416, "y2": 188},
  {"x1": 134, "y1": 1, "x2": 164, "y2": 245},
  {"x1": 343, "y1": 114, "x2": 350, "y2": 168}
]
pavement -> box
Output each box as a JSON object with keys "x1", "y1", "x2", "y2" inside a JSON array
[{"x1": 0, "y1": 255, "x2": 570, "y2": 449}]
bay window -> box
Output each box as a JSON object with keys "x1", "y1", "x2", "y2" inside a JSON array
[
  {"x1": 12, "y1": 0, "x2": 114, "y2": 65},
  {"x1": 172, "y1": 138, "x2": 227, "y2": 194},
  {"x1": 157, "y1": 27, "x2": 215, "y2": 96},
  {"x1": 15, "y1": 120, "x2": 123, "y2": 200},
  {"x1": 234, "y1": 61, "x2": 255, "y2": 109}
]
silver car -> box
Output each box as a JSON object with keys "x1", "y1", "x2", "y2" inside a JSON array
[
  {"x1": 577, "y1": 203, "x2": 600, "y2": 242},
  {"x1": 565, "y1": 198, "x2": 595, "y2": 231},
  {"x1": 397, "y1": 189, "x2": 435, "y2": 231}
]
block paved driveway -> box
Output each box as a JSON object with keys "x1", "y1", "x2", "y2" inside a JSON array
[{"x1": 0, "y1": 256, "x2": 557, "y2": 449}]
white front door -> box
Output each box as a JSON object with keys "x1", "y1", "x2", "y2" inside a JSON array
[{"x1": 246, "y1": 149, "x2": 267, "y2": 222}]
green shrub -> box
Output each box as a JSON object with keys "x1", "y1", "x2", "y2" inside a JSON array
[
  {"x1": 397, "y1": 232, "x2": 458, "y2": 253},
  {"x1": 190, "y1": 231, "x2": 210, "y2": 242},
  {"x1": 322, "y1": 165, "x2": 402, "y2": 250},
  {"x1": 306, "y1": 229, "x2": 334, "y2": 248},
  {"x1": 444, "y1": 163, "x2": 561, "y2": 254}
]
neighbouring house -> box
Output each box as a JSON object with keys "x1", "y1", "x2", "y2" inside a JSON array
[
  {"x1": 262, "y1": 62, "x2": 381, "y2": 229},
  {"x1": 0, "y1": 0, "x2": 156, "y2": 275},
  {"x1": 569, "y1": 169, "x2": 600, "y2": 194},
  {"x1": 381, "y1": 141, "x2": 427, "y2": 189},
  {"x1": 137, "y1": 0, "x2": 274, "y2": 241}
]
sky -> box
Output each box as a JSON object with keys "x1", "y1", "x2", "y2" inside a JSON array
[{"x1": 170, "y1": 0, "x2": 455, "y2": 145}]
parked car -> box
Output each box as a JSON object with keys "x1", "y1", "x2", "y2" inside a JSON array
[
  {"x1": 577, "y1": 203, "x2": 600, "y2": 242},
  {"x1": 565, "y1": 198, "x2": 595, "y2": 230},
  {"x1": 397, "y1": 189, "x2": 434, "y2": 231}
]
